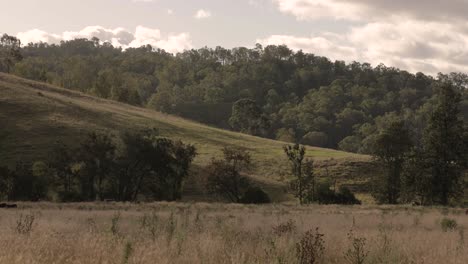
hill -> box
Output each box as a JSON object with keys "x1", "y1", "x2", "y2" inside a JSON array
[{"x1": 0, "y1": 73, "x2": 371, "y2": 201}]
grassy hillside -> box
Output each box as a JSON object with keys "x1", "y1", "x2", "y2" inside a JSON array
[{"x1": 0, "y1": 73, "x2": 371, "y2": 201}]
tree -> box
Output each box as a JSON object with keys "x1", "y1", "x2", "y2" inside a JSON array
[
  {"x1": 371, "y1": 120, "x2": 412, "y2": 204},
  {"x1": 0, "y1": 166, "x2": 13, "y2": 200},
  {"x1": 0, "y1": 34, "x2": 22, "y2": 73},
  {"x1": 49, "y1": 141, "x2": 79, "y2": 200},
  {"x1": 420, "y1": 82, "x2": 466, "y2": 205},
  {"x1": 7, "y1": 162, "x2": 48, "y2": 201},
  {"x1": 78, "y1": 132, "x2": 116, "y2": 201},
  {"x1": 206, "y1": 147, "x2": 252, "y2": 203},
  {"x1": 113, "y1": 129, "x2": 196, "y2": 201},
  {"x1": 229, "y1": 99, "x2": 269, "y2": 136},
  {"x1": 283, "y1": 144, "x2": 315, "y2": 204}
]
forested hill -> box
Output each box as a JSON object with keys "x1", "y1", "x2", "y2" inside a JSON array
[{"x1": 8, "y1": 39, "x2": 468, "y2": 152}]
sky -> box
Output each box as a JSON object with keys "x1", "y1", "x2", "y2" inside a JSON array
[{"x1": 2, "y1": 0, "x2": 468, "y2": 75}]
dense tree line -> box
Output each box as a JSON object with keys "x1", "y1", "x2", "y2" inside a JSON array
[
  {"x1": 0, "y1": 129, "x2": 196, "y2": 202},
  {"x1": 1, "y1": 34, "x2": 466, "y2": 153},
  {"x1": 371, "y1": 81, "x2": 468, "y2": 205}
]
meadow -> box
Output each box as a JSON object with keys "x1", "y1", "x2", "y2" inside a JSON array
[{"x1": 0, "y1": 202, "x2": 466, "y2": 264}]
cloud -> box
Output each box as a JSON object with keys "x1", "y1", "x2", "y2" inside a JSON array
[
  {"x1": 167, "y1": 9, "x2": 174, "y2": 15},
  {"x1": 268, "y1": 0, "x2": 468, "y2": 74},
  {"x1": 258, "y1": 20, "x2": 468, "y2": 75},
  {"x1": 257, "y1": 33, "x2": 357, "y2": 61},
  {"x1": 273, "y1": 0, "x2": 468, "y2": 22},
  {"x1": 16, "y1": 26, "x2": 192, "y2": 53},
  {"x1": 16, "y1": 29, "x2": 62, "y2": 45},
  {"x1": 194, "y1": 9, "x2": 212, "y2": 19},
  {"x1": 129, "y1": 26, "x2": 192, "y2": 53},
  {"x1": 131, "y1": 0, "x2": 155, "y2": 2}
]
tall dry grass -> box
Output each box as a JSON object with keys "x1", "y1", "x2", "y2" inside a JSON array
[{"x1": 0, "y1": 202, "x2": 466, "y2": 264}]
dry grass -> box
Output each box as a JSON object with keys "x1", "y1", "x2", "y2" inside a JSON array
[{"x1": 0, "y1": 202, "x2": 466, "y2": 264}]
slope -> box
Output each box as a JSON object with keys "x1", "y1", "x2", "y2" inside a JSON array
[{"x1": 0, "y1": 73, "x2": 371, "y2": 201}]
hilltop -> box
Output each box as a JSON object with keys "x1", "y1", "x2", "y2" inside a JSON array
[{"x1": 0, "y1": 73, "x2": 371, "y2": 201}]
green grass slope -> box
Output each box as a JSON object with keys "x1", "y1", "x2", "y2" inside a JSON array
[{"x1": 0, "y1": 73, "x2": 370, "y2": 201}]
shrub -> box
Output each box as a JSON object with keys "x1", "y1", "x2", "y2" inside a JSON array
[
  {"x1": 296, "y1": 228, "x2": 325, "y2": 264},
  {"x1": 336, "y1": 187, "x2": 361, "y2": 205},
  {"x1": 272, "y1": 219, "x2": 296, "y2": 236},
  {"x1": 315, "y1": 183, "x2": 361, "y2": 205},
  {"x1": 344, "y1": 229, "x2": 369, "y2": 264},
  {"x1": 240, "y1": 186, "x2": 271, "y2": 204},
  {"x1": 140, "y1": 211, "x2": 159, "y2": 241},
  {"x1": 15, "y1": 212, "x2": 36, "y2": 235},
  {"x1": 122, "y1": 241, "x2": 133, "y2": 264},
  {"x1": 110, "y1": 211, "x2": 121, "y2": 235},
  {"x1": 440, "y1": 218, "x2": 458, "y2": 232}
]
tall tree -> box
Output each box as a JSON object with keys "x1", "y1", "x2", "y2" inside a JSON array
[
  {"x1": 0, "y1": 34, "x2": 22, "y2": 73},
  {"x1": 229, "y1": 99, "x2": 269, "y2": 136},
  {"x1": 49, "y1": 141, "x2": 78, "y2": 200},
  {"x1": 206, "y1": 147, "x2": 252, "y2": 203},
  {"x1": 284, "y1": 144, "x2": 315, "y2": 204},
  {"x1": 79, "y1": 132, "x2": 116, "y2": 201},
  {"x1": 421, "y1": 82, "x2": 466, "y2": 205},
  {"x1": 371, "y1": 120, "x2": 412, "y2": 204}
]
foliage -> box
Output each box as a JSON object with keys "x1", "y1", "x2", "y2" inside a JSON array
[
  {"x1": 229, "y1": 99, "x2": 269, "y2": 136},
  {"x1": 440, "y1": 218, "x2": 458, "y2": 232},
  {"x1": 240, "y1": 186, "x2": 271, "y2": 204},
  {"x1": 206, "y1": 147, "x2": 252, "y2": 203},
  {"x1": 0, "y1": 34, "x2": 22, "y2": 73},
  {"x1": 8, "y1": 37, "x2": 466, "y2": 155},
  {"x1": 418, "y1": 82, "x2": 467, "y2": 205},
  {"x1": 45, "y1": 130, "x2": 197, "y2": 202},
  {"x1": 371, "y1": 120, "x2": 412, "y2": 204},
  {"x1": 315, "y1": 182, "x2": 361, "y2": 205},
  {"x1": 284, "y1": 144, "x2": 315, "y2": 204},
  {"x1": 8, "y1": 162, "x2": 49, "y2": 201}
]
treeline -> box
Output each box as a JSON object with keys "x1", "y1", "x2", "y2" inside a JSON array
[
  {"x1": 0, "y1": 127, "x2": 273, "y2": 203},
  {"x1": 0, "y1": 129, "x2": 196, "y2": 202},
  {"x1": 1, "y1": 34, "x2": 466, "y2": 153},
  {"x1": 370, "y1": 80, "x2": 468, "y2": 205},
  {"x1": 280, "y1": 80, "x2": 468, "y2": 206}
]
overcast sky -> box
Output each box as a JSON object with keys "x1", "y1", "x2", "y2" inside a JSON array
[{"x1": 2, "y1": 0, "x2": 468, "y2": 75}]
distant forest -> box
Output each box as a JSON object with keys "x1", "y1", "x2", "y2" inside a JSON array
[{"x1": 4, "y1": 37, "x2": 468, "y2": 153}]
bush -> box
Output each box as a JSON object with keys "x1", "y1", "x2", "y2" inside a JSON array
[
  {"x1": 440, "y1": 218, "x2": 458, "y2": 232},
  {"x1": 296, "y1": 228, "x2": 325, "y2": 264},
  {"x1": 336, "y1": 186, "x2": 361, "y2": 205},
  {"x1": 344, "y1": 228, "x2": 369, "y2": 264},
  {"x1": 273, "y1": 219, "x2": 296, "y2": 236},
  {"x1": 240, "y1": 186, "x2": 271, "y2": 204},
  {"x1": 316, "y1": 183, "x2": 361, "y2": 205}
]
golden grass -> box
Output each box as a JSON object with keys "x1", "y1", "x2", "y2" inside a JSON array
[{"x1": 0, "y1": 202, "x2": 466, "y2": 264}]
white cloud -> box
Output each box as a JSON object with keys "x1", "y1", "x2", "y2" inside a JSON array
[
  {"x1": 129, "y1": 26, "x2": 192, "y2": 53},
  {"x1": 268, "y1": 0, "x2": 468, "y2": 74},
  {"x1": 257, "y1": 34, "x2": 357, "y2": 61},
  {"x1": 16, "y1": 29, "x2": 62, "y2": 44},
  {"x1": 194, "y1": 9, "x2": 212, "y2": 19},
  {"x1": 16, "y1": 26, "x2": 192, "y2": 54},
  {"x1": 167, "y1": 9, "x2": 174, "y2": 15},
  {"x1": 258, "y1": 20, "x2": 468, "y2": 75},
  {"x1": 273, "y1": 0, "x2": 468, "y2": 22}
]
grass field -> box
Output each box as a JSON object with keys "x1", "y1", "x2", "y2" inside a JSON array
[
  {"x1": 0, "y1": 202, "x2": 466, "y2": 264},
  {"x1": 0, "y1": 73, "x2": 371, "y2": 201}
]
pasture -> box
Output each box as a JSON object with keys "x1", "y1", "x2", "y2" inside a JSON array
[{"x1": 0, "y1": 202, "x2": 466, "y2": 263}]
